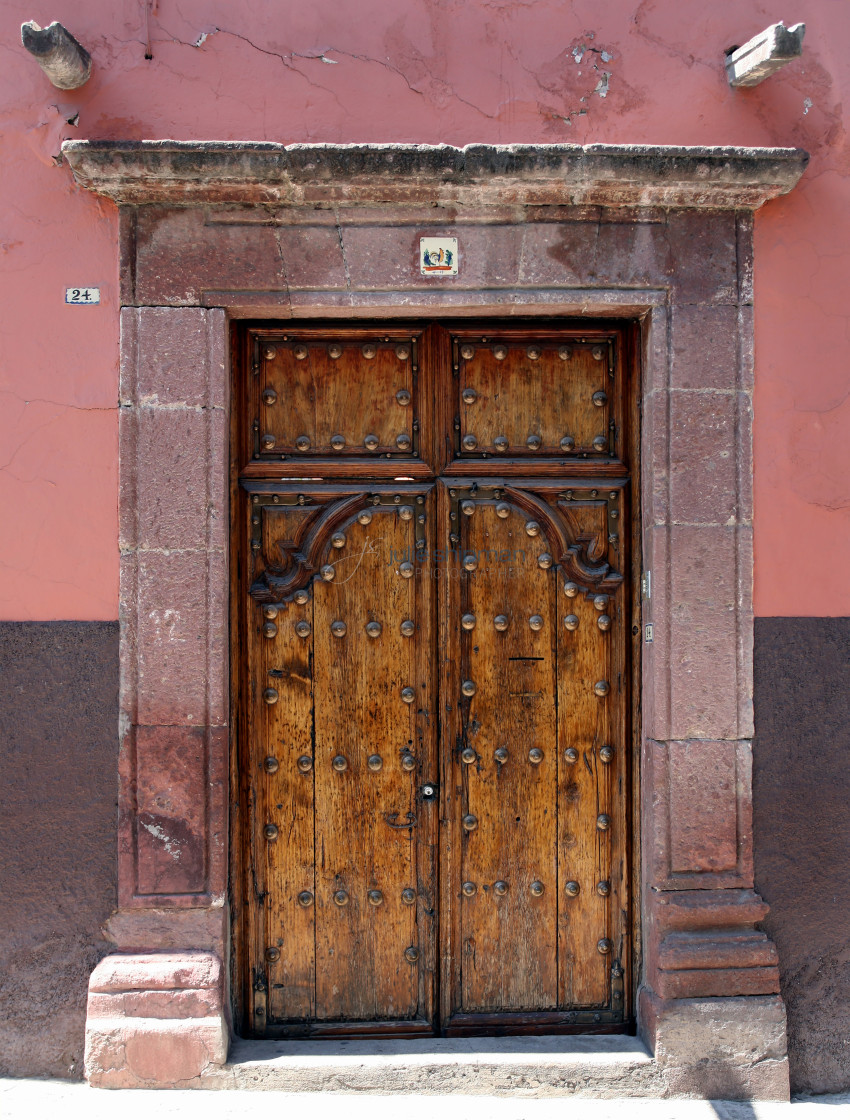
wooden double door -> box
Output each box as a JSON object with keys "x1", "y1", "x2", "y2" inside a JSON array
[{"x1": 235, "y1": 321, "x2": 635, "y2": 1037}]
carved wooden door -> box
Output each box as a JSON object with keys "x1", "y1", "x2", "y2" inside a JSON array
[{"x1": 236, "y1": 323, "x2": 634, "y2": 1037}]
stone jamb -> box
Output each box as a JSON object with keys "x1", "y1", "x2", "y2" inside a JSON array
[{"x1": 63, "y1": 142, "x2": 806, "y2": 1097}]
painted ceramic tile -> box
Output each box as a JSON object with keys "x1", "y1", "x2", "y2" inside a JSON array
[{"x1": 420, "y1": 237, "x2": 458, "y2": 276}]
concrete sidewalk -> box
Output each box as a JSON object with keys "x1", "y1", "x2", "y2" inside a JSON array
[{"x1": 1, "y1": 1080, "x2": 849, "y2": 1120}]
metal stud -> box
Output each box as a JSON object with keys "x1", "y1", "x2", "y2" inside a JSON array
[
  {"x1": 496, "y1": 502, "x2": 510, "y2": 518},
  {"x1": 564, "y1": 582, "x2": 579, "y2": 598},
  {"x1": 262, "y1": 387, "x2": 277, "y2": 406},
  {"x1": 562, "y1": 616, "x2": 580, "y2": 634},
  {"x1": 295, "y1": 620, "x2": 312, "y2": 638},
  {"x1": 295, "y1": 434, "x2": 311, "y2": 451},
  {"x1": 494, "y1": 880, "x2": 508, "y2": 896},
  {"x1": 461, "y1": 500, "x2": 475, "y2": 516},
  {"x1": 332, "y1": 755, "x2": 348, "y2": 772},
  {"x1": 400, "y1": 620, "x2": 415, "y2": 637},
  {"x1": 461, "y1": 387, "x2": 478, "y2": 404},
  {"x1": 461, "y1": 680, "x2": 477, "y2": 697},
  {"x1": 334, "y1": 889, "x2": 349, "y2": 906},
  {"x1": 594, "y1": 596, "x2": 607, "y2": 611},
  {"x1": 263, "y1": 621, "x2": 278, "y2": 639},
  {"x1": 558, "y1": 346, "x2": 571, "y2": 361},
  {"x1": 460, "y1": 344, "x2": 475, "y2": 360},
  {"x1": 530, "y1": 880, "x2": 545, "y2": 897},
  {"x1": 597, "y1": 813, "x2": 611, "y2": 831},
  {"x1": 364, "y1": 434, "x2": 380, "y2": 451},
  {"x1": 597, "y1": 881, "x2": 611, "y2": 897},
  {"x1": 594, "y1": 680, "x2": 610, "y2": 697},
  {"x1": 538, "y1": 553, "x2": 553, "y2": 570},
  {"x1": 462, "y1": 554, "x2": 478, "y2": 571},
  {"x1": 265, "y1": 946, "x2": 280, "y2": 962},
  {"x1": 264, "y1": 756, "x2": 279, "y2": 774},
  {"x1": 362, "y1": 343, "x2": 377, "y2": 359},
  {"x1": 462, "y1": 881, "x2": 477, "y2": 896},
  {"x1": 263, "y1": 688, "x2": 279, "y2": 705},
  {"x1": 566, "y1": 881, "x2": 580, "y2": 897},
  {"x1": 597, "y1": 938, "x2": 613, "y2": 954},
  {"x1": 599, "y1": 745, "x2": 615, "y2": 763},
  {"x1": 320, "y1": 565, "x2": 335, "y2": 582},
  {"x1": 462, "y1": 433, "x2": 478, "y2": 451},
  {"x1": 493, "y1": 344, "x2": 507, "y2": 360},
  {"x1": 401, "y1": 751, "x2": 416, "y2": 772},
  {"x1": 365, "y1": 621, "x2": 382, "y2": 638},
  {"x1": 592, "y1": 435, "x2": 608, "y2": 452},
  {"x1": 593, "y1": 390, "x2": 608, "y2": 407},
  {"x1": 293, "y1": 344, "x2": 308, "y2": 360},
  {"x1": 327, "y1": 343, "x2": 342, "y2": 360},
  {"x1": 461, "y1": 613, "x2": 476, "y2": 631},
  {"x1": 331, "y1": 620, "x2": 347, "y2": 638},
  {"x1": 396, "y1": 388, "x2": 411, "y2": 406},
  {"x1": 564, "y1": 747, "x2": 579, "y2": 763},
  {"x1": 598, "y1": 614, "x2": 611, "y2": 631},
  {"x1": 494, "y1": 747, "x2": 508, "y2": 764},
  {"x1": 399, "y1": 562, "x2": 414, "y2": 579},
  {"x1": 494, "y1": 435, "x2": 509, "y2": 452},
  {"x1": 399, "y1": 505, "x2": 414, "y2": 521},
  {"x1": 396, "y1": 433, "x2": 412, "y2": 451},
  {"x1": 261, "y1": 432, "x2": 276, "y2": 450},
  {"x1": 592, "y1": 346, "x2": 604, "y2": 361},
  {"x1": 365, "y1": 890, "x2": 384, "y2": 908},
  {"x1": 528, "y1": 747, "x2": 544, "y2": 764},
  {"x1": 527, "y1": 346, "x2": 542, "y2": 361},
  {"x1": 401, "y1": 888, "x2": 416, "y2": 905},
  {"x1": 367, "y1": 754, "x2": 383, "y2": 772},
  {"x1": 396, "y1": 345, "x2": 410, "y2": 361},
  {"x1": 297, "y1": 755, "x2": 313, "y2": 773},
  {"x1": 462, "y1": 814, "x2": 478, "y2": 832},
  {"x1": 529, "y1": 614, "x2": 544, "y2": 631},
  {"x1": 357, "y1": 510, "x2": 373, "y2": 525},
  {"x1": 560, "y1": 435, "x2": 575, "y2": 452},
  {"x1": 264, "y1": 823, "x2": 279, "y2": 840},
  {"x1": 264, "y1": 346, "x2": 277, "y2": 361},
  {"x1": 404, "y1": 946, "x2": 420, "y2": 963},
  {"x1": 461, "y1": 747, "x2": 477, "y2": 764},
  {"x1": 401, "y1": 687, "x2": 416, "y2": 704},
  {"x1": 525, "y1": 520, "x2": 540, "y2": 537},
  {"x1": 297, "y1": 890, "x2": 314, "y2": 907},
  {"x1": 263, "y1": 605, "x2": 279, "y2": 619},
  {"x1": 293, "y1": 589, "x2": 310, "y2": 605},
  {"x1": 526, "y1": 434, "x2": 543, "y2": 451},
  {"x1": 331, "y1": 532, "x2": 346, "y2": 549},
  {"x1": 494, "y1": 615, "x2": 509, "y2": 632},
  {"x1": 330, "y1": 434, "x2": 346, "y2": 451}
]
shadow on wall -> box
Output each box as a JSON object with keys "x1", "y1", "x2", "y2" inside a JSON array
[
  {"x1": 0, "y1": 622, "x2": 119, "y2": 1079},
  {"x1": 753, "y1": 617, "x2": 850, "y2": 1096}
]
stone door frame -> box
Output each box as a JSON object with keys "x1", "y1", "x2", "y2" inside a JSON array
[{"x1": 63, "y1": 141, "x2": 807, "y2": 1096}]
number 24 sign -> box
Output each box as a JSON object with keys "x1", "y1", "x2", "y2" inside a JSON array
[{"x1": 65, "y1": 287, "x2": 100, "y2": 304}]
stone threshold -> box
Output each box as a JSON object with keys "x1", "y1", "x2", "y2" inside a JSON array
[{"x1": 204, "y1": 1034, "x2": 663, "y2": 1096}]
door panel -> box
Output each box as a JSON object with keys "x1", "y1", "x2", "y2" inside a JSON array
[
  {"x1": 237, "y1": 320, "x2": 635, "y2": 1038},
  {"x1": 244, "y1": 482, "x2": 437, "y2": 1032}
]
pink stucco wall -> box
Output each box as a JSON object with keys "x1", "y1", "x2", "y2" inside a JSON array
[{"x1": 1, "y1": 0, "x2": 847, "y2": 619}]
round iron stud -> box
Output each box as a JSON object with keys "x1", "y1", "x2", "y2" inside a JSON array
[
  {"x1": 597, "y1": 881, "x2": 611, "y2": 897},
  {"x1": 597, "y1": 938, "x2": 613, "y2": 955},
  {"x1": 462, "y1": 554, "x2": 478, "y2": 572},
  {"x1": 593, "y1": 390, "x2": 608, "y2": 408},
  {"x1": 526, "y1": 434, "x2": 543, "y2": 451},
  {"x1": 564, "y1": 747, "x2": 579, "y2": 764},
  {"x1": 597, "y1": 813, "x2": 611, "y2": 831},
  {"x1": 462, "y1": 434, "x2": 478, "y2": 451},
  {"x1": 461, "y1": 500, "x2": 475, "y2": 516},
  {"x1": 460, "y1": 344, "x2": 475, "y2": 360},
  {"x1": 263, "y1": 621, "x2": 278, "y2": 639},
  {"x1": 494, "y1": 435, "x2": 509, "y2": 452},
  {"x1": 264, "y1": 346, "x2": 277, "y2": 361},
  {"x1": 264, "y1": 756, "x2": 279, "y2": 774},
  {"x1": 330, "y1": 434, "x2": 346, "y2": 451},
  {"x1": 592, "y1": 435, "x2": 608, "y2": 452},
  {"x1": 527, "y1": 346, "x2": 542, "y2": 361},
  {"x1": 558, "y1": 347, "x2": 571, "y2": 361},
  {"x1": 367, "y1": 754, "x2": 383, "y2": 772},
  {"x1": 364, "y1": 434, "x2": 380, "y2": 451},
  {"x1": 560, "y1": 435, "x2": 575, "y2": 452},
  {"x1": 495, "y1": 503, "x2": 510, "y2": 518},
  {"x1": 592, "y1": 346, "x2": 604, "y2": 361},
  {"x1": 400, "y1": 620, "x2": 415, "y2": 637},
  {"x1": 494, "y1": 880, "x2": 508, "y2": 896},
  {"x1": 396, "y1": 388, "x2": 411, "y2": 406},
  {"x1": 331, "y1": 620, "x2": 347, "y2": 638},
  {"x1": 593, "y1": 595, "x2": 608, "y2": 611},
  {"x1": 395, "y1": 345, "x2": 410, "y2": 361},
  {"x1": 529, "y1": 614, "x2": 544, "y2": 631},
  {"x1": 461, "y1": 613, "x2": 476, "y2": 631},
  {"x1": 262, "y1": 388, "x2": 277, "y2": 406},
  {"x1": 297, "y1": 755, "x2": 313, "y2": 773},
  {"x1": 530, "y1": 880, "x2": 545, "y2": 897},
  {"x1": 320, "y1": 565, "x2": 336, "y2": 582},
  {"x1": 494, "y1": 615, "x2": 509, "y2": 632},
  {"x1": 404, "y1": 946, "x2": 420, "y2": 963},
  {"x1": 598, "y1": 613, "x2": 612, "y2": 631},
  {"x1": 399, "y1": 562, "x2": 414, "y2": 579},
  {"x1": 494, "y1": 747, "x2": 509, "y2": 764},
  {"x1": 295, "y1": 434, "x2": 311, "y2": 451},
  {"x1": 333, "y1": 889, "x2": 349, "y2": 906},
  {"x1": 399, "y1": 505, "x2": 414, "y2": 521},
  {"x1": 263, "y1": 823, "x2": 279, "y2": 841},
  {"x1": 263, "y1": 605, "x2": 279, "y2": 620},
  {"x1": 328, "y1": 344, "x2": 342, "y2": 359},
  {"x1": 293, "y1": 344, "x2": 308, "y2": 360},
  {"x1": 462, "y1": 814, "x2": 478, "y2": 832},
  {"x1": 265, "y1": 946, "x2": 280, "y2": 962},
  {"x1": 462, "y1": 881, "x2": 477, "y2": 897},
  {"x1": 396, "y1": 433, "x2": 412, "y2": 451},
  {"x1": 461, "y1": 387, "x2": 478, "y2": 403},
  {"x1": 461, "y1": 680, "x2": 477, "y2": 698},
  {"x1": 594, "y1": 680, "x2": 610, "y2": 697},
  {"x1": 263, "y1": 688, "x2": 279, "y2": 705},
  {"x1": 525, "y1": 520, "x2": 541, "y2": 537},
  {"x1": 528, "y1": 747, "x2": 544, "y2": 765},
  {"x1": 401, "y1": 687, "x2": 416, "y2": 704},
  {"x1": 368, "y1": 889, "x2": 383, "y2": 905},
  {"x1": 493, "y1": 345, "x2": 507, "y2": 361},
  {"x1": 261, "y1": 432, "x2": 276, "y2": 450},
  {"x1": 331, "y1": 532, "x2": 346, "y2": 549},
  {"x1": 362, "y1": 343, "x2": 377, "y2": 359},
  {"x1": 565, "y1": 881, "x2": 580, "y2": 897},
  {"x1": 461, "y1": 747, "x2": 477, "y2": 764},
  {"x1": 538, "y1": 553, "x2": 553, "y2": 570},
  {"x1": 357, "y1": 510, "x2": 373, "y2": 525},
  {"x1": 564, "y1": 582, "x2": 579, "y2": 598},
  {"x1": 401, "y1": 752, "x2": 416, "y2": 772},
  {"x1": 599, "y1": 745, "x2": 615, "y2": 764},
  {"x1": 332, "y1": 755, "x2": 348, "y2": 772},
  {"x1": 295, "y1": 620, "x2": 312, "y2": 638},
  {"x1": 297, "y1": 890, "x2": 314, "y2": 907},
  {"x1": 365, "y1": 621, "x2": 383, "y2": 638},
  {"x1": 564, "y1": 614, "x2": 579, "y2": 631},
  {"x1": 401, "y1": 888, "x2": 416, "y2": 905}
]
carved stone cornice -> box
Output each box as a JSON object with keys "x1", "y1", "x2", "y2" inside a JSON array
[{"x1": 61, "y1": 140, "x2": 808, "y2": 210}]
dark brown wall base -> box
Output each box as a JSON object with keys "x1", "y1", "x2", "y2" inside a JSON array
[
  {"x1": 753, "y1": 617, "x2": 850, "y2": 1096},
  {"x1": 0, "y1": 622, "x2": 118, "y2": 1079}
]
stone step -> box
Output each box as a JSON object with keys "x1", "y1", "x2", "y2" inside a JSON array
[{"x1": 206, "y1": 1034, "x2": 662, "y2": 1097}]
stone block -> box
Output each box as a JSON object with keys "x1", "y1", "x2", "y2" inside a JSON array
[
  {"x1": 277, "y1": 224, "x2": 348, "y2": 289},
  {"x1": 667, "y1": 212, "x2": 738, "y2": 304},
  {"x1": 121, "y1": 307, "x2": 227, "y2": 408},
  {"x1": 668, "y1": 740, "x2": 739, "y2": 874},
  {"x1": 669, "y1": 390, "x2": 739, "y2": 526},
  {"x1": 640, "y1": 990, "x2": 789, "y2": 1100},
  {"x1": 671, "y1": 304, "x2": 741, "y2": 391}
]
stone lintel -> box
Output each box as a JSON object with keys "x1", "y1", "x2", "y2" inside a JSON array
[{"x1": 61, "y1": 141, "x2": 808, "y2": 210}]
